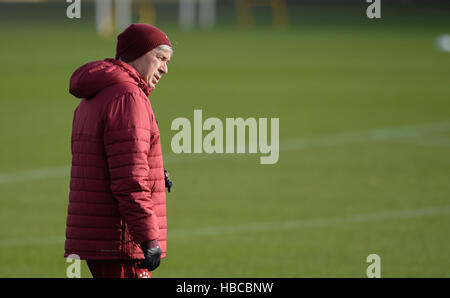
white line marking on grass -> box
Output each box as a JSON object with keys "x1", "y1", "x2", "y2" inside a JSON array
[
  {"x1": 169, "y1": 205, "x2": 450, "y2": 237},
  {"x1": 0, "y1": 166, "x2": 69, "y2": 184},
  {"x1": 0, "y1": 121, "x2": 449, "y2": 184},
  {"x1": 395, "y1": 135, "x2": 450, "y2": 147},
  {"x1": 280, "y1": 120, "x2": 450, "y2": 152},
  {"x1": 1, "y1": 205, "x2": 449, "y2": 247}
]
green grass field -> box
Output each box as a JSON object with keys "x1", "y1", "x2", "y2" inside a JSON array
[{"x1": 0, "y1": 2, "x2": 449, "y2": 277}]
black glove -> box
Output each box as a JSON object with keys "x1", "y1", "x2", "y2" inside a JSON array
[
  {"x1": 164, "y1": 169, "x2": 173, "y2": 192},
  {"x1": 138, "y1": 245, "x2": 161, "y2": 271}
]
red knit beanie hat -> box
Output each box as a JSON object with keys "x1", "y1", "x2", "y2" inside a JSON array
[{"x1": 115, "y1": 23, "x2": 172, "y2": 63}]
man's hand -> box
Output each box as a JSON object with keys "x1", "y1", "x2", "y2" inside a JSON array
[
  {"x1": 138, "y1": 240, "x2": 161, "y2": 271},
  {"x1": 164, "y1": 169, "x2": 173, "y2": 192}
]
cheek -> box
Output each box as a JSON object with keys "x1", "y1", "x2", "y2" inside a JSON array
[
  {"x1": 147, "y1": 64, "x2": 157, "y2": 77},
  {"x1": 146, "y1": 68, "x2": 153, "y2": 78}
]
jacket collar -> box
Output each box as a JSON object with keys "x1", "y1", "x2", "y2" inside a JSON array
[{"x1": 105, "y1": 58, "x2": 152, "y2": 96}]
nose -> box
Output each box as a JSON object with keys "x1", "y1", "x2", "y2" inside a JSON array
[{"x1": 159, "y1": 62, "x2": 168, "y2": 75}]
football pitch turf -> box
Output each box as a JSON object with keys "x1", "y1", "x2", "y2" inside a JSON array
[{"x1": 0, "y1": 3, "x2": 449, "y2": 277}]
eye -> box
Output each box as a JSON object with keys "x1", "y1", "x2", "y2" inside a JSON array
[{"x1": 156, "y1": 54, "x2": 170, "y2": 65}]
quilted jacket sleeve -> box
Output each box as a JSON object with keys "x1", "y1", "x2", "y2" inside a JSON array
[{"x1": 103, "y1": 91, "x2": 160, "y2": 244}]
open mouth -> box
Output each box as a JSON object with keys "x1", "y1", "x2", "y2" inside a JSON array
[{"x1": 151, "y1": 74, "x2": 160, "y2": 86}]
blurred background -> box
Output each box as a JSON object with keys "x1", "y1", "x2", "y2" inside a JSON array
[{"x1": 0, "y1": 0, "x2": 449, "y2": 277}]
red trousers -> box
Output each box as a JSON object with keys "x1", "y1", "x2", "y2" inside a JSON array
[{"x1": 86, "y1": 260, "x2": 151, "y2": 278}]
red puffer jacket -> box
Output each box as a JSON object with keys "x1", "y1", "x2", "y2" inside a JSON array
[{"x1": 64, "y1": 59, "x2": 167, "y2": 260}]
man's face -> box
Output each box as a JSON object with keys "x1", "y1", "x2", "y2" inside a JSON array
[{"x1": 134, "y1": 48, "x2": 172, "y2": 89}]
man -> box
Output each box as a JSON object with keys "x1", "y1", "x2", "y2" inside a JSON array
[{"x1": 64, "y1": 24, "x2": 172, "y2": 278}]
